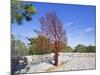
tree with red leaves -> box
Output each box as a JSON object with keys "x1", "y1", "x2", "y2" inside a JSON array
[{"x1": 39, "y1": 11, "x2": 67, "y2": 66}]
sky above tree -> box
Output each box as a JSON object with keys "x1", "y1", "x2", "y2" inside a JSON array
[{"x1": 11, "y1": 2, "x2": 96, "y2": 48}]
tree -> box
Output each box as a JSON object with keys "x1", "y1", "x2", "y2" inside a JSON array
[
  {"x1": 74, "y1": 44, "x2": 87, "y2": 53},
  {"x1": 39, "y1": 11, "x2": 67, "y2": 66},
  {"x1": 11, "y1": 0, "x2": 36, "y2": 24},
  {"x1": 11, "y1": 34, "x2": 29, "y2": 58},
  {"x1": 74, "y1": 44, "x2": 96, "y2": 53},
  {"x1": 11, "y1": 34, "x2": 16, "y2": 58},
  {"x1": 28, "y1": 35, "x2": 53, "y2": 55},
  {"x1": 16, "y1": 40, "x2": 29, "y2": 56},
  {"x1": 62, "y1": 46, "x2": 73, "y2": 53},
  {"x1": 86, "y1": 45, "x2": 96, "y2": 53}
]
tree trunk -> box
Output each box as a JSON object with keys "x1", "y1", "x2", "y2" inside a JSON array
[{"x1": 54, "y1": 51, "x2": 59, "y2": 66}]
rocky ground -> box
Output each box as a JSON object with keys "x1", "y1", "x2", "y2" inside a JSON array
[{"x1": 19, "y1": 53, "x2": 96, "y2": 74}]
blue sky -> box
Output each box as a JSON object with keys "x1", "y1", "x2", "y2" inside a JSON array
[{"x1": 11, "y1": 2, "x2": 96, "y2": 48}]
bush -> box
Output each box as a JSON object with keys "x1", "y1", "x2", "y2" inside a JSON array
[
  {"x1": 62, "y1": 46, "x2": 73, "y2": 52},
  {"x1": 74, "y1": 44, "x2": 87, "y2": 53},
  {"x1": 74, "y1": 44, "x2": 96, "y2": 53},
  {"x1": 28, "y1": 35, "x2": 53, "y2": 55},
  {"x1": 86, "y1": 45, "x2": 96, "y2": 53}
]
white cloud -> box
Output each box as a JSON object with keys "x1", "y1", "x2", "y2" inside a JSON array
[
  {"x1": 65, "y1": 22, "x2": 73, "y2": 27},
  {"x1": 84, "y1": 27, "x2": 95, "y2": 32},
  {"x1": 67, "y1": 33, "x2": 73, "y2": 37}
]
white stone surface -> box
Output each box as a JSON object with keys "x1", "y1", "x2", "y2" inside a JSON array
[{"x1": 20, "y1": 53, "x2": 96, "y2": 74}]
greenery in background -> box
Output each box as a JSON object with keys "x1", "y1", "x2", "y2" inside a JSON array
[
  {"x1": 11, "y1": 34, "x2": 96, "y2": 56},
  {"x1": 74, "y1": 44, "x2": 87, "y2": 53},
  {"x1": 74, "y1": 44, "x2": 96, "y2": 53},
  {"x1": 58, "y1": 44, "x2": 96, "y2": 53},
  {"x1": 11, "y1": 0, "x2": 36, "y2": 24},
  {"x1": 28, "y1": 38, "x2": 96, "y2": 55},
  {"x1": 62, "y1": 46, "x2": 74, "y2": 53},
  {"x1": 28, "y1": 35, "x2": 53, "y2": 55},
  {"x1": 11, "y1": 34, "x2": 29, "y2": 58},
  {"x1": 86, "y1": 45, "x2": 96, "y2": 53}
]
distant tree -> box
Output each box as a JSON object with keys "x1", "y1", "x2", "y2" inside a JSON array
[
  {"x1": 11, "y1": 34, "x2": 16, "y2": 58},
  {"x1": 62, "y1": 46, "x2": 73, "y2": 53},
  {"x1": 74, "y1": 44, "x2": 87, "y2": 53},
  {"x1": 28, "y1": 35, "x2": 53, "y2": 55},
  {"x1": 11, "y1": 35, "x2": 29, "y2": 58},
  {"x1": 39, "y1": 11, "x2": 67, "y2": 66},
  {"x1": 74, "y1": 44, "x2": 96, "y2": 53},
  {"x1": 11, "y1": 0, "x2": 36, "y2": 24},
  {"x1": 16, "y1": 40, "x2": 29, "y2": 56},
  {"x1": 86, "y1": 45, "x2": 96, "y2": 53}
]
